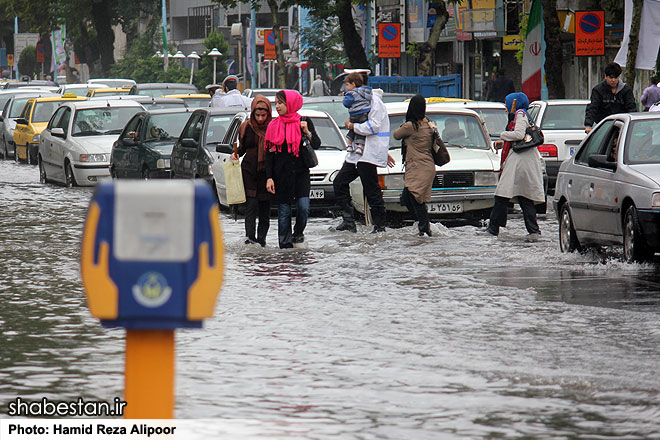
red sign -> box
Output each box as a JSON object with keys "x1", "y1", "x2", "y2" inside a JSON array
[
  {"x1": 264, "y1": 30, "x2": 282, "y2": 60},
  {"x1": 378, "y1": 23, "x2": 401, "y2": 58},
  {"x1": 575, "y1": 11, "x2": 604, "y2": 56},
  {"x1": 36, "y1": 43, "x2": 44, "y2": 63}
]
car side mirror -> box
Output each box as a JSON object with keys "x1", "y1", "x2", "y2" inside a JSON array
[
  {"x1": 122, "y1": 137, "x2": 138, "y2": 146},
  {"x1": 216, "y1": 143, "x2": 233, "y2": 154},
  {"x1": 51, "y1": 127, "x2": 65, "y2": 138},
  {"x1": 181, "y1": 138, "x2": 198, "y2": 149},
  {"x1": 15, "y1": 118, "x2": 28, "y2": 125},
  {"x1": 588, "y1": 154, "x2": 617, "y2": 171}
]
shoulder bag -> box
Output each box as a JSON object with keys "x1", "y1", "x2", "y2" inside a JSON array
[
  {"x1": 511, "y1": 119, "x2": 544, "y2": 153},
  {"x1": 301, "y1": 134, "x2": 318, "y2": 168},
  {"x1": 427, "y1": 120, "x2": 451, "y2": 167}
]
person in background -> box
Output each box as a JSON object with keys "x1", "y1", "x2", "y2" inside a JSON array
[
  {"x1": 45, "y1": 74, "x2": 57, "y2": 86},
  {"x1": 309, "y1": 75, "x2": 330, "y2": 97},
  {"x1": 393, "y1": 95, "x2": 436, "y2": 237},
  {"x1": 205, "y1": 83, "x2": 221, "y2": 99},
  {"x1": 641, "y1": 75, "x2": 660, "y2": 111},
  {"x1": 212, "y1": 75, "x2": 252, "y2": 108},
  {"x1": 231, "y1": 95, "x2": 273, "y2": 247},
  {"x1": 584, "y1": 62, "x2": 636, "y2": 133},
  {"x1": 487, "y1": 70, "x2": 515, "y2": 103},
  {"x1": 265, "y1": 90, "x2": 321, "y2": 249},
  {"x1": 342, "y1": 72, "x2": 372, "y2": 155},
  {"x1": 482, "y1": 92, "x2": 545, "y2": 241}
]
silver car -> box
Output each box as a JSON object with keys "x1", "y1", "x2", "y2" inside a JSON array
[
  {"x1": 553, "y1": 112, "x2": 660, "y2": 262},
  {"x1": 0, "y1": 92, "x2": 54, "y2": 160}
]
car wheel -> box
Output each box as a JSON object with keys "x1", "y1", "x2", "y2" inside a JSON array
[
  {"x1": 623, "y1": 205, "x2": 653, "y2": 262},
  {"x1": 142, "y1": 167, "x2": 150, "y2": 180},
  {"x1": 39, "y1": 158, "x2": 48, "y2": 184},
  {"x1": 64, "y1": 161, "x2": 77, "y2": 188},
  {"x1": 559, "y1": 204, "x2": 581, "y2": 253}
]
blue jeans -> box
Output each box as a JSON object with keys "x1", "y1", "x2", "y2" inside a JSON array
[{"x1": 277, "y1": 197, "x2": 310, "y2": 248}]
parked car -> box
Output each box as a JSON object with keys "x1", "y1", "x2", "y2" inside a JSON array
[
  {"x1": 350, "y1": 103, "x2": 501, "y2": 224},
  {"x1": 528, "y1": 99, "x2": 590, "y2": 191},
  {"x1": 87, "y1": 78, "x2": 137, "y2": 88},
  {"x1": 86, "y1": 87, "x2": 132, "y2": 98},
  {"x1": 210, "y1": 109, "x2": 348, "y2": 209},
  {"x1": 90, "y1": 95, "x2": 187, "y2": 110},
  {"x1": 14, "y1": 93, "x2": 87, "y2": 164},
  {"x1": 110, "y1": 108, "x2": 192, "y2": 179},
  {"x1": 38, "y1": 99, "x2": 143, "y2": 187},
  {"x1": 554, "y1": 113, "x2": 660, "y2": 262},
  {"x1": 162, "y1": 93, "x2": 211, "y2": 108},
  {"x1": 56, "y1": 83, "x2": 109, "y2": 96},
  {"x1": 0, "y1": 91, "x2": 54, "y2": 159},
  {"x1": 129, "y1": 83, "x2": 198, "y2": 97},
  {"x1": 170, "y1": 107, "x2": 244, "y2": 197}
]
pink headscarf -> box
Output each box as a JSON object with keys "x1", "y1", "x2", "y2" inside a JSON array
[{"x1": 264, "y1": 90, "x2": 303, "y2": 157}]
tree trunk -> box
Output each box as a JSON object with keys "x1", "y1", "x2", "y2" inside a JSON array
[
  {"x1": 335, "y1": 0, "x2": 369, "y2": 68},
  {"x1": 266, "y1": 0, "x2": 287, "y2": 89},
  {"x1": 417, "y1": 2, "x2": 449, "y2": 76},
  {"x1": 91, "y1": 1, "x2": 115, "y2": 76},
  {"x1": 542, "y1": 0, "x2": 564, "y2": 98},
  {"x1": 624, "y1": 0, "x2": 643, "y2": 89},
  {"x1": 76, "y1": 23, "x2": 100, "y2": 78}
]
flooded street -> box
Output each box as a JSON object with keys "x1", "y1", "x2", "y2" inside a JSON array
[{"x1": 2, "y1": 159, "x2": 660, "y2": 439}]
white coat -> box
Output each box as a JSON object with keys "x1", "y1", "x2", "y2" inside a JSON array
[
  {"x1": 212, "y1": 89, "x2": 252, "y2": 108},
  {"x1": 495, "y1": 111, "x2": 545, "y2": 204},
  {"x1": 346, "y1": 89, "x2": 390, "y2": 168}
]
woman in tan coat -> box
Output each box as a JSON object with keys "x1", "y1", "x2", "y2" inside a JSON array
[{"x1": 393, "y1": 95, "x2": 436, "y2": 236}]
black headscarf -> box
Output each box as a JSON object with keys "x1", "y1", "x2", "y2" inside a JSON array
[{"x1": 405, "y1": 94, "x2": 426, "y2": 130}]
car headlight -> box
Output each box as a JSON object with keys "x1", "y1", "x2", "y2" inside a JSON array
[
  {"x1": 31, "y1": 134, "x2": 40, "y2": 143},
  {"x1": 79, "y1": 153, "x2": 108, "y2": 162},
  {"x1": 652, "y1": 193, "x2": 660, "y2": 207},
  {"x1": 156, "y1": 158, "x2": 171, "y2": 169},
  {"x1": 474, "y1": 171, "x2": 499, "y2": 187},
  {"x1": 382, "y1": 173, "x2": 404, "y2": 190}
]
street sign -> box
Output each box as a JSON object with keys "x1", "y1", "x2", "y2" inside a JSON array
[
  {"x1": 7, "y1": 54, "x2": 13, "y2": 66},
  {"x1": 264, "y1": 30, "x2": 282, "y2": 60},
  {"x1": 36, "y1": 43, "x2": 45, "y2": 63},
  {"x1": 378, "y1": 23, "x2": 401, "y2": 58},
  {"x1": 575, "y1": 10, "x2": 604, "y2": 56},
  {"x1": 503, "y1": 35, "x2": 523, "y2": 51}
]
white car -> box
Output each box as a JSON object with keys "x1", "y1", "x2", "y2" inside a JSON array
[
  {"x1": 350, "y1": 103, "x2": 501, "y2": 223},
  {"x1": 527, "y1": 99, "x2": 590, "y2": 191},
  {"x1": 427, "y1": 101, "x2": 508, "y2": 143},
  {"x1": 211, "y1": 109, "x2": 347, "y2": 209},
  {"x1": 87, "y1": 78, "x2": 137, "y2": 88},
  {"x1": 56, "y1": 83, "x2": 109, "y2": 97},
  {"x1": 38, "y1": 100, "x2": 144, "y2": 187}
]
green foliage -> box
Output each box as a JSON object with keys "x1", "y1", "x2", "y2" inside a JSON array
[
  {"x1": 18, "y1": 45, "x2": 37, "y2": 77},
  {"x1": 193, "y1": 30, "x2": 230, "y2": 89},
  {"x1": 515, "y1": 14, "x2": 529, "y2": 66},
  {"x1": 300, "y1": 14, "x2": 345, "y2": 73},
  {"x1": 406, "y1": 41, "x2": 420, "y2": 59}
]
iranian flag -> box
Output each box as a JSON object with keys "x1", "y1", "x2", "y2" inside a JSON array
[{"x1": 522, "y1": 0, "x2": 544, "y2": 101}]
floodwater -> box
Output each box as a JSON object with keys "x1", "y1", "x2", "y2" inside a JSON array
[{"x1": 1, "y1": 159, "x2": 660, "y2": 439}]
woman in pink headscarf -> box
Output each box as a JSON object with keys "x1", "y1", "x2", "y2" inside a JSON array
[{"x1": 265, "y1": 90, "x2": 321, "y2": 249}]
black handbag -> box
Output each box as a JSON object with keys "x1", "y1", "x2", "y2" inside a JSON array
[
  {"x1": 511, "y1": 121, "x2": 544, "y2": 153},
  {"x1": 429, "y1": 124, "x2": 451, "y2": 167},
  {"x1": 301, "y1": 135, "x2": 318, "y2": 168}
]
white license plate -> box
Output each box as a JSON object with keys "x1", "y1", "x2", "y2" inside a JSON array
[
  {"x1": 309, "y1": 189, "x2": 325, "y2": 199},
  {"x1": 427, "y1": 202, "x2": 463, "y2": 213}
]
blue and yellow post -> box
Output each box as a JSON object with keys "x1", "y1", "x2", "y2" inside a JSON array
[{"x1": 81, "y1": 181, "x2": 224, "y2": 418}]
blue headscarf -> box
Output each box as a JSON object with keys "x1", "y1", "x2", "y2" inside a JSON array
[{"x1": 505, "y1": 92, "x2": 533, "y2": 123}]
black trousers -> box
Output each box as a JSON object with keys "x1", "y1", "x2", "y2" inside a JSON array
[
  {"x1": 245, "y1": 197, "x2": 270, "y2": 243},
  {"x1": 333, "y1": 161, "x2": 386, "y2": 227},
  {"x1": 400, "y1": 187, "x2": 430, "y2": 233},
  {"x1": 488, "y1": 195, "x2": 540, "y2": 235}
]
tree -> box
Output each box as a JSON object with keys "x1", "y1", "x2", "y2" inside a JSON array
[
  {"x1": 624, "y1": 0, "x2": 643, "y2": 88},
  {"x1": 18, "y1": 45, "x2": 37, "y2": 78},
  {"x1": 299, "y1": 14, "x2": 345, "y2": 78},
  {"x1": 542, "y1": 0, "x2": 564, "y2": 98},
  {"x1": 417, "y1": 2, "x2": 451, "y2": 76},
  {"x1": 333, "y1": 0, "x2": 369, "y2": 69}
]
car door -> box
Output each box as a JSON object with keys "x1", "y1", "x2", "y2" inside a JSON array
[
  {"x1": 115, "y1": 115, "x2": 143, "y2": 178},
  {"x1": 176, "y1": 112, "x2": 205, "y2": 178},
  {"x1": 568, "y1": 120, "x2": 615, "y2": 232},
  {"x1": 213, "y1": 115, "x2": 246, "y2": 200},
  {"x1": 49, "y1": 107, "x2": 71, "y2": 183},
  {"x1": 40, "y1": 106, "x2": 67, "y2": 177}
]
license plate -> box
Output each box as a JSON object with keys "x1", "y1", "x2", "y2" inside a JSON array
[
  {"x1": 309, "y1": 189, "x2": 325, "y2": 199},
  {"x1": 427, "y1": 202, "x2": 463, "y2": 213}
]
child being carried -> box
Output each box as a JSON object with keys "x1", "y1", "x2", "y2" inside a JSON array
[{"x1": 342, "y1": 72, "x2": 372, "y2": 155}]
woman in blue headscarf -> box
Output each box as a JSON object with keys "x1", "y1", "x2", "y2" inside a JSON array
[{"x1": 482, "y1": 92, "x2": 545, "y2": 240}]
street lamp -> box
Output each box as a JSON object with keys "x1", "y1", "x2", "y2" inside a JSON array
[
  {"x1": 153, "y1": 50, "x2": 163, "y2": 58},
  {"x1": 187, "y1": 51, "x2": 200, "y2": 85},
  {"x1": 208, "y1": 47, "x2": 222, "y2": 85}
]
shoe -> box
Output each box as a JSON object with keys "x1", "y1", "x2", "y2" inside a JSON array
[
  {"x1": 256, "y1": 238, "x2": 266, "y2": 247},
  {"x1": 279, "y1": 242, "x2": 294, "y2": 249},
  {"x1": 525, "y1": 233, "x2": 541, "y2": 242},
  {"x1": 292, "y1": 234, "x2": 304, "y2": 244},
  {"x1": 371, "y1": 225, "x2": 386, "y2": 234},
  {"x1": 476, "y1": 228, "x2": 498, "y2": 237},
  {"x1": 335, "y1": 221, "x2": 357, "y2": 233},
  {"x1": 245, "y1": 238, "x2": 258, "y2": 245},
  {"x1": 418, "y1": 227, "x2": 432, "y2": 237}
]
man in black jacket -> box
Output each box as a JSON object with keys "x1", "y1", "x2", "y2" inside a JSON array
[{"x1": 584, "y1": 62, "x2": 637, "y2": 133}]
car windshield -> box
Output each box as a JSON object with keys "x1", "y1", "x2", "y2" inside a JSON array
[
  {"x1": 32, "y1": 102, "x2": 63, "y2": 123},
  {"x1": 540, "y1": 104, "x2": 587, "y2": 130},
  {"x1": 624, "y1": 119, "x2": 660, "y2": 164},
  {"x1": 389, "y1": 113, "x2": 489, "y2": 149},
  {"x1": 9, "y1": 97, "x2": 31, "y2": 118},
  {"x1": 310, "y1": 116, "x2": 345, "y2": 150},
  {"x1": 63, "y1": 87, "x2": 92, "y2": 97},
  {"x1": 145, "y1": 112, "x2": 191, "y2": 141},
  {"x1": 183, "y1": 98, "x2": 211, "y2": 108},
  {"x1": 139, "y1": 88, "x2": 195, "y2": 97},
  {"x1": 205, "y1": 115, "x2": 234, "y2": 148},
  {"x1": 72, "y1": 107, "x2": 141, "y2": 136},
  {"x1": 471, "y1": 108, "x2": 508, "y2": 137},
  {"x1": 302, "y1": 102, "x2": 346, "y2": 129},
  {"x1": 144, "y1": 102, "x2": 186, "y2": 110}
]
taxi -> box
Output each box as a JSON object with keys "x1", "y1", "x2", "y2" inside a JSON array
[
  {"x1": 14, "y1": 93, "x2": 86, "y2": 164},
  {"x1": 86, "y1": 87, "x2": 132, "y2": 98},
  {"x1": 162, "y1": 93, "x2": 211, "y2": 109}
]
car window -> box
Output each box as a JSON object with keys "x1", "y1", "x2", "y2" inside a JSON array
[
  {"x1": 122, "y1": 115, "x2": 143, "y2": 139},
  {"x1": 10, "y1": 97, "x2": 31, "y2": 118},
  {"x1": 389, "y1": 113, "x2": 489, "y2": 149},
  {"x1": 145, "y1": 112, "x2": 191, "y2": 141},
  {"x1": 183, "y1": 98, "x2": 211, "y2": 109},
  {"x1": 309, "y1": 117, "x2": 344, "y2": 150},
  {"x1": 56, "y1": 108, "x2": 71, "y2": 135},
  {"x1": 625, "y1": 119, "x2": 660, "y2": 164},
  {"x1": 575, "y1": 120, "x2": 614, "y2": 164},
  {"x1": 222, "y1": 118, "x2": 243, "y2": 144},
  {"x1": 48, "y1": 106, "x2": 67, "y2": 130},
  {"x1": 19, "y1": 101, "x2": 33, "y2": 120},
  {"x1": 181, "y1": 114, "x2": 205, "y2": 141},
  {"x1": 527, "y1": 104, "x2": 541, "y2": 122},
  {"x1": 540, "y1": 104, "x2": 587, "y2": 130},
  {"x1": 206, "y1": 115, "x2": 234, "y2": 147},
  {"x1": 72, "y1": 107, "x2": 141, "y2": 135},
  {"x1": 32, "y1": 101, "x2": 60, "y2": 123},
  {"x1": 0, "y1": 95, "x2": 15, "y2": 111},
  {"x1": 302, "y1": 102, "x2": 346, "y2": 128},
  {"x1": 472, "y1": 108, "x2": 508, "y2": 137}
]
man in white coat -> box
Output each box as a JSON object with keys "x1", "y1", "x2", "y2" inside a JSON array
[
  {"x1": 333, "y1": 71, "x2": 391, "y2": 233},
  {"x1": 211, "y1": 75, "x2": 252, "y2": 108}
]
